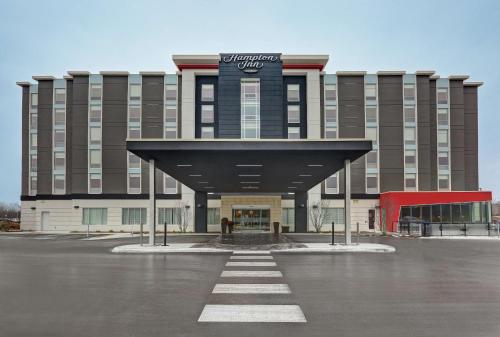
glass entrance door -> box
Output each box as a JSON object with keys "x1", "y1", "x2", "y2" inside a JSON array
[{"x1": 232, "y1": 208, "x2": 270, "y2": 232}]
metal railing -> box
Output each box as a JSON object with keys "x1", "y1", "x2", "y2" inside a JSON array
[{"x1": 396, "y1": 221, "x2": 499, "y2": 237}]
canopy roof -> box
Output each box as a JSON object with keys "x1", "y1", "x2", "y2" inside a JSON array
[{"x1": 126, "y1": 139, "x2": 372, "y2": 194}]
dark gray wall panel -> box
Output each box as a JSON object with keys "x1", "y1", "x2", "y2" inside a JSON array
[
  {"x1": 338, "y1": 75, "x2": 365, "y2": 193},
  {"x1": 141, "y1": 76, "x2": 163, "y2": 139},
  {"x1": 464, "y1": 86, "x2": 479, "y2": 190},
  {"x1": 21, "y1": 86, "x2": 30, "y2": 196},
  {"x1": 450, "y1": 80, "x2": 465, "y2": 190},
  {"x1": 71, "y1": 76, "x2": 89, "y2": 194},
  {"x1": 429, "y1": 80, "x2": 437, "y2": 190},
  {"x1": 65, "y1": 80, "x2": 73, "y2": 193},
  {"x1": 37, "y1": 80, "x2": 53, "y2": 194},
  {"x1": 141, "y1": 161, "x2": 149, "y2": 194},
  {"x1": 417, "y1": 76, "x2": 432, "y2": 190},
  {"x1": 378, "y1": 75, "x2": 404, "y2": 192},
  {"x1": 177, "y1": 75, "x2": 182, "y2": 139},
  {"x1": 102, "y1": 76, "x2": 127, "y2": 194},
  {"x1": 218, "y1": 54, "x2": 283, "y2": 138}
]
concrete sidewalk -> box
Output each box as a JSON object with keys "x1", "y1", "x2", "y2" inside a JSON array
[{"x1": 111, "y1": 242, "x2": 395, "y2": 254}]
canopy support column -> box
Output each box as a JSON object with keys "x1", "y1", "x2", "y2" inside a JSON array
[
  {"x1": 149, "y1": 158, "x2": 156, "y2": 246},
  {"x1": 195, "y1": 192, "x2": 208, "y2": 233},
  {"x1": 295, "y1": 191, "x2": 308, "y2": 233},
  {"x1": 344, "y1": 159, "x2": 351, "y2": 245}
]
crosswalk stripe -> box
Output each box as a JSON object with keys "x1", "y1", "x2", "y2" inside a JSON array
[
  {"x1": 233, "y1": 250, "x2": 271, "y2": 255},
  {"x1": 230, "y1": 255, "x2": 273, "y2": 260},
  {"x1": 221, "y1": 270, "x2": 283, "y2": 278},
  {"x1": 212, "y1": 283, "x2": 291, "y2": 294},
  {"x1": 226, "y1": 261, "x2": 277, "y2": 267},
  {"x1": 198, "y1": 304, "x2": 306, "y2": 322}
]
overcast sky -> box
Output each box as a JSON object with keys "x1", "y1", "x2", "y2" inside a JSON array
[{"x1": 0, "y1": 0, "x2": 499, "y2": 203}]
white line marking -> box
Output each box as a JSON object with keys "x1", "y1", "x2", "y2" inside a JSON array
[
  {"x1": 230, "y1": 255, "x2": 273, "y2": 260},
  {"x1": 212, "y1": 284, "x2": 291, "y2": 294},
  {"x1": 233, "y1": 250, "x2": 271, "y2": 255},
  {"x1": 225, "y1": 261, "x2": 277, "y2": 267},
  {"x1": 198, "y1": 305, "x2": 306, "y2": 322},
  {"x1": 221, "y1": 270, "x2": 283, "y2": 278}
]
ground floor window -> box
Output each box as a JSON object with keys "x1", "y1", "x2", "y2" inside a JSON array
[
  {"x1": 158, "y1": 207, "x2": 181, "y2": 225},
  {"x1": 82, "y1": 208, "x2": 107, "y2": 225},
  {"x1": 122, "y1": 208, "x2": 146, "y2": 225},
  {"x1": 282, "y1": 208, "x2": 295, "y2": 225},
  {"x1": 399, "y1": 201, "x2": 491, "y2": 224},
  {"x1": 208, "y1": 208, "x2": 220, "y2": 225},
  {"x1": 323, "y1": 207, "x2": 344, "y2": 225}
]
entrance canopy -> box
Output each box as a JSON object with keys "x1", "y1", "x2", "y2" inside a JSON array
[{"x1": 126, "y1": 139, "x2": 372, "y2": 194}]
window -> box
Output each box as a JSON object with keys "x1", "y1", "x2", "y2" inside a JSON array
[
  {"x1": 287, "y1": 84, "x2": 300, "y2": 102},
  {"x1": 366, "y1": 127, "x2": 377, "y2": 144},
  {"x1": 404, "y1": 106, "x2": 416, "y2": 124},
  {"x1": 365, "y1": 84, "x2": 377, "y2": 101},
  {"x1": 89, "y1": 173, "x2": 101, "y2": 193},
  {"x1": 128, "y1": 153, "x2": 141, "y2": 169},
  {"x1": 438, "y1": 151, "x2": 449, "y2": 170},
  {"x1": 366, "y1": 174, "x2": 378, "y2": 193},
  {"x1": 90, "y1": 106, "x2": 101, "y2": 123},
  {"x1": 158, "y1": 207, "x2": 181, "y2": 225},
  {"x1": 404, "y1": 127, "x2": 416, "y2": 145},
  {"x1": 325, "y1": 128, "x2": 337, "y2": 139},
  {"x1": 241, "y1": 79, "x2": 260, "y2": 139},
  {"x1": 128, "y1": 127, "x2": 141, "y2": 139},
  {"x1": 437, "y1": 88, "x2": 448, "y2": 105},
  {"x1": 31, "y1": 93, "x2": 38, "y2": 107},
  {"x1": 366, "y1": 107, "x2": 377, "y2": 123},
  {"x1": 53, "y1": 152, "x2": 65, "y2": 171},
  {"x1": 437, "y1": 108, "x2": 448, "y2": 126},
  {"x1": 165, "y1": 85, "x2": 177, "y2": 101},
  {"x1": 405, "y1": 173, "x2": 417, "y2": 190},
  {"x1": 30, "y1": 113, "x2": 38, "y2": 130},
  {"x1": 287, "y1": 105, "x2": 300, "y2": 123},
  {"x1": 405, "y1": 150, "x2": 416, "y2": 169},
  {"x1": 129, "y1": 106, "x2": 141, "y2": 123},
  {"x1": 54, "y1": 88, "x2": 66, "y2": 105},
  {"x1": 54, "y1": 130, "x2": 65, "y2": 148},
  {"x1": 437, "y1": 130, "x2": 448, "y2": 147},
  {"x1": 366, "y1": 151, "x2": 378, "y2": 169},
  {"x1": 201, "y1": 126, "x2": 214, "y2": 139},
  {"x1": 122, "y1": 208, "x2": 147, "y2": 225},
  {"x1": 89, "y1": 127, "x2": 101, "y2": 146},
  {"x1": 128, "y1": 173, "x2": 141, "y2": 193},
  {"x1": 30, "y1": 176, "x2": 37, "y2": 194},
  {"x1": 325, "y1": 84, "x2": 337, "y2": 103},
  {"x1": 53, "y1": 174, "x2": 65, "y2": 194},
  {"x1": 129, "y1": 84, "x2": 141, "y2": 100},
  {"x1": 201, "y1": 84, "x2": 214, "y2": 102},
  {"x1": 438, "y1": 175, "x2": 449, "y2": 190},
  {"x1": 324, "y1": 208, "x2": 344, "y2": 225},
  {"x1": 288, "y1": 127, "x2": 300, "y2": 139},
  {"x1": 282, "y1": 208, "x2": 295, "y2": 225},
  {"x1": 201, "y1": 105, "x2": 214, "y2": 123},
  {"x1": 164, "y1": 106, "x2": 177, "y2": 139},
  {"x1": 54, "y1": 108, "x2": 65, "y2": 126},
  {"x1": 82, "y1": 208, "x2": 107, "y2": 225},
  {"x1": 164, "y1": 174, "x2": 177, "y2": 194},
  {"x1": 403, "y1": 84, "x2": 416, "y2": 101},
  {"x1": 208, "y1": 208, "x2": 220, "y2": 225},
  {"x1": 89, "y1": 84, "x2": 102, "y2": 101},
  {"x1": 325, "y1": 106, "x2": 337, "y2": 126},
  {"x1": 30, "y1": 134, "x2": 37, "y2": 150},
  {"x1": 325, "y1": 175, "x2": 338, "y2": 193},
  {"x1": 89, "y1": 150, "x2": 101, "y2": 169},
  {"x1": 30, "y1": 155, "x2": 37, "y2": 172}
]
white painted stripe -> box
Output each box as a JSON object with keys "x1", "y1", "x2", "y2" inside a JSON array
[
  {"x1": 233, "y1": 250, "x2": 271, "y2": 255},
  {"x1": 221, "y1": 270, "x2": 283, "y2": 278},
  {"x1": 226, "y1": 261, "x2": 277, "y2": 267},
  {"x1": 212, "y1": 284, "x2": 290, "y2": 294},
  {"x1": 230, "y1": 255, "x2": 273, "y2": 260},
  {"x1": 198, "y1": 305, "x2": 306, "y2": 322}
]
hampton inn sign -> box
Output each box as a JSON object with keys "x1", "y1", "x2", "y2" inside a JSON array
[{"x1": 221, "y1": 53, "x2": 280, "y2": 73}]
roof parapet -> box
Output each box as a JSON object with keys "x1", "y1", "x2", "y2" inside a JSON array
[
  {"x1": 463, "y1": 81, "x2": 483, "y2": 87},
  {"x1": 449, "y1": 75, "x2": 470, "y2": 81},
  {"x1": 377, "y1": 71, "x2": 406, "y2": 75},
  {"x1": 16, "y1": 81, "x2": 31, "y2": 87},
  {"x1": 139, "y1": 71, "x2": 166, "y2": 76},
  {"x1": 32, "y1": 75, "x2": 56, "y2": 81},
  {"x1": 336, "y1": 71, "x2": 367, "y2": 76},
  {"x1": 99, "y1": 71, "x2": 129, "y2": 76},
  {"x1": 430, "y1": 75, "x2": 440, "y2": 80},
  {"x1": 415, "y1": 70, "x2": 436, "y2": 76},
  {"x1": 67, "y1": 71, "x2": 90, "y2": 76}
]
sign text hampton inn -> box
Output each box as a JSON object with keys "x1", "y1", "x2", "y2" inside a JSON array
[{"x1": 221, "y1": 54, "x2": 280, "y2": 73}]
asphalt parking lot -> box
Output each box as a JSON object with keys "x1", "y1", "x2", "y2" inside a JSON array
[{"x1": 1, "y1": 233, "x2": 500, "y2": 337}]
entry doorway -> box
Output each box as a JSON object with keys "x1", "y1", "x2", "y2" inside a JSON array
[
  {"x1": 232, "y1": 206, "x2": 271, "y2": 232},
  {"x1": 41, "y1": 211, "x2": 50, "y2": 231}
]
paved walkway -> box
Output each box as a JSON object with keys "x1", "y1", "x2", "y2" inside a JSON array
[{"x1": 198, "y1": 250, "x2": 307, "y2": 323}]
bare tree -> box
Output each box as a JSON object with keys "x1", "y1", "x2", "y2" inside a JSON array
[
  {"x1": 309, "y1": 200, "x2": 330, "y2": 233},
  {"x1": 174, "y1": 201, "x2": 192, "y2": 233},
  {"x1": 0, "y1": 202, "x2": 20, "y2": 221}
]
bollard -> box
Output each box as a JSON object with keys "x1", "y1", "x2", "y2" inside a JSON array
[
  {"x1": 497, "y1": 222, "x2": 499, "y2": 238},
  {"x1": 140, "y1": 223, "x2": 143, "y2": 246},
  {"x1": 87, "y1": 223, "x2": 90, "y2": 238},
  {"x1": 464, "y1": 223, "x2": 467, "y2": 237},
  {"x1": 163, "y1": 221, "x2": 167, "y2": 246},
  {"x1": 356, "y1": 222, "x2": 360, "y2": 245},
  {"x1": 331, "y1": 221, "x2": 335, "y2": 245}
]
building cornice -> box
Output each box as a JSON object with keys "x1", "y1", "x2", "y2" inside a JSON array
[
  {"x1": 463, "y1": 81, "x2": 483, "y2": 87},
  {"x1": 376, "y1": 71, "x2": 406, "y2": 76},
  {"x1": 449, "y1": 75, "x2": 470, "y2": 81},
  {"x1": 99, "y1": 71, "x2": 129, "y2": 76},
  {"x1": 32, "y1": 76, "x2": 55, "y2": 81},
  {"x1": 67, "y1": 71, "x2": 90, "y2": 76},
  {"x1": 415, "y1": 70, "x2": 436, "y2": 76},
  {"x1": 16, "y1": 81, "x2": 31, "y2": 87},
  {"x1": 336, "y1": 71, "x2": 367, "y2": 76},
  {"x1": 139, "y1": 71, "x2": 166, "y2": 76}
]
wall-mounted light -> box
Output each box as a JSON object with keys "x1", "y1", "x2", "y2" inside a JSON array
[
  {"x1": 197, "y1": 204, "x2": 204, "y2": 208},
  {"x1": 185, "y1": 205, "x2": 191, "y2": 209},
  {"x1": 299, "y1": 204, "x2": 305, "y2": 208},
  {"x1": 312, "y1": 205, "x2": 318, "y2": 209},
  {"x1": 74, "y1": 206, "x2": 80, "y2": 209},
  {"x1": 30, "y1": 206, "x2": 36, "y2": 210}
]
